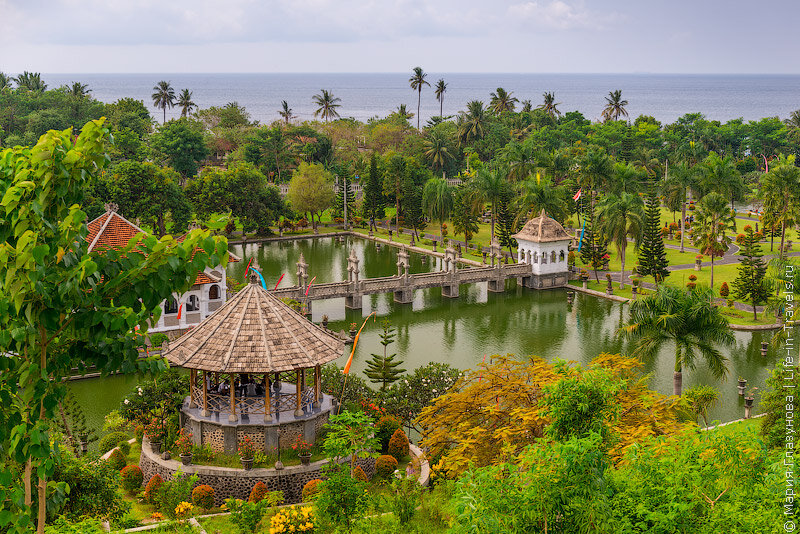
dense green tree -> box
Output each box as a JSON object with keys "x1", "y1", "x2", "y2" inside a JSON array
[
  {"x1": 149, "y1": 118, "x2": 208, "y2": 180},
  {"x1": 151, "y1": 80, "x2": 175, "y2": 124},
  {"x1": 623, "y1": 285, "x2": 734, "y2": 395},
  {"x1": 699, "y1": 151, "x2": 744, "y2": 209},
  {"x1": 422, "y1": 177, "x2": 454, "y2": 240},
  {"x1": 0, "y1": 72, "x2": 12, "y2": 90},
  {"x1": 408, "y1": 67, "x2": 430, "y2": 130},
  {"x1": 664, "y1": 161, "x2": 699, "y2": 252},
  {"x1": 332, "y1": 174, "x2": 355, "y2": 225},
  {"x1": 312, "y1": 89, "x2": 342, "y2": 122},
  {"x1": 287, "y1": 162, "x2": 335, "y2": 231},
  {"x1": 14, "y1": 71, "x2": 47, "y2": 92},
  {"x1": 458, "y1": 101, "x2": 488, "y2": 145},
  {"x1": 363, "y1": 321, "x2": 405, "y2": 391},
  {"x1": 470, "y1": 165, "x2": 507, "y2": 240},
  {"x1": 580, "y1": 200, "x2": 608, "y2": 282},
  {"x1": 537, "y1": 92, "x2": 561, "y2": 120},
  {"x1": 516, "y1": 175, "x2": 568, "y2": 225},
  {"x1": 637, "y1": 186, "x2": 670, "y2": 284},
  {"x1": 496, "y1": 185, "x2": 518, "y2": 254},
  {"x1": 732, "y1": 225, "x2": 771, "y2": 321},
  {"x1": 451, "y1": 188, "x2": 480, "y2": 249},
  {"x1": 598, "y1": 192, "x2": 645, "y2": 288},
  {"x1": 105, "y1": 97, "x2": 152, "y2": 137},
  {"x1": 760, "y1": 155, "x2": 800, "y2": 259},
  {"x1": 692, "y1": 192, "x2": 736, "y2": 288},
  {"x1": 195, "y1": 101, "x2": 252, "y2": 129},
  {"x1": 402, "y1": 170, "x2": 425, "y2": 238}
]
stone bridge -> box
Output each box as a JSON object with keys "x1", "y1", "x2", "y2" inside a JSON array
[{"x1": 270, "y1": 242, "x2": 567, "y2": 309}]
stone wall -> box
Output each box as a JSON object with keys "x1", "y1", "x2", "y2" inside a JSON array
[{"x1": 139, "y1": 437, "x2": 375, "y2": 505}]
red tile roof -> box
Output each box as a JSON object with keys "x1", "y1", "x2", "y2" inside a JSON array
[
  {"x1": 194, "y1": 272, "x2": 221, "y2": 285},
  {"x1": 86, "y1": 211, "x2": 147, "y2": 253}
]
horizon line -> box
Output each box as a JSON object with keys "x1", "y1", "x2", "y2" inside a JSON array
[{"x1": 31, "y1": 71, "x2": 800, "y2": 76}]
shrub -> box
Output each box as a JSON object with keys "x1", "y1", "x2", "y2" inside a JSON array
[
  {"x1": 302, "y1": 479, "x2": 323, "y2": 501},
  {"x1": 120, "y1": 465, "x2": 143, "y2": 493},
  {"x1": 353, "y1": 465, "x2": 368, "y2": 482},
  {"x1": 51, "y1": 451, "x2": 130, "y2": 523},
  {"x1": 107, "y1": 449, "x2": 126, "y2": 471},
  {"x1": 375, "y1": 455, "x2": 399, "y2": 478},
  {"x1": 675, "y1": 231, "x2": 682, "y2": 239},
  {"x1": 688, "y1": 274, "x2": 697, "y2": 282},
  {"x1": 118, "y1": 440, "x2": 131, "y2": 457},
  {"x1": 387, "y1": 429, "x2": 409, "y2": 460},
  {"x1": 226, "y1": 493, "x2": 283, "y2": 533},
  {"x1": 719, "y1": 281, "x2": 730, "y2": 297},
  {"x1": 248, "y1": 481, "x2": 268, "y2": 503},
  {"x1": 375, "y1": 415, "x2": 402, "y2": 453},
  {"x1": 102, "y1": 411, "x2": 129, "y2": 433},
  {"x1": 315, "y1": 468, "x2": 369, "y2": 531},
  {"x1": 148, "y1": 332, "x2": 169, "y2": 348},
  {"x1": 98, "y1": 432, "x2": 129, "y2": 455},
  {"x1": 192, "y1": 485, "x2": 215, "y2": 511},
  {"x1": 144, "y1": 474, "x2": 164, "y2": 504},
  {"x1": 159, "y1": 471, "x2": 199, "y2": 519},
  {"x1": 270, "y1": 505, "x2": 316, "y2": 534}
]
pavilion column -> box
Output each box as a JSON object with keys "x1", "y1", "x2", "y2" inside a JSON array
[
  {"x1": 294, "y1": 369, "x2": 303, "y2": 417},
  {"x1": 229, "y1": 373, "x2": 237, "y2": 422},
  {"x1": 189, "y1": 369, "x2": 197, "y2": 408},
  {"x1": 202, "y1": 370, "x2": 209, "y2": 417},
  {"x1": 314, "y1": 364, "x2": 321, "y2": 404},
  {"x1": 264, "y1": 374, "x2": 272, "y2": 422}
]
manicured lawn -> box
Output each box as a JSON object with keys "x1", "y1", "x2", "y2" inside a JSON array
[
  {"x1": 569, "y1": 280, "x2": 654, "y2": 301},
  {"x1": 710, "y1": 417, "x2": 762, "y2": 437}
]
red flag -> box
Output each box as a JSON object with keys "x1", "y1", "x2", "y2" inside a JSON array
[
  {"x1": 343, "y1": 312, "x2": 376, "y2": 375},
  {"x1": 243, "y1": 258, "x2": 253, "y2": 279},
  {"x1": 273, "y1": 273, "x2": 285, "y2": 290},
  {"x1": 305, "y1": 276, "x2": 317, "y2": 297},
  {"x1": 176, "y1": 303, "x2": 183, "y2": 320},
  {"x1": 573, "y1": 189, "x2": 582, "y2": 201}
]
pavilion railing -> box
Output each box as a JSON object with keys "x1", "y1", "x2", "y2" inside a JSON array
[{"x1": 190, "y1": 377, "x2": 316, "y2": 417}]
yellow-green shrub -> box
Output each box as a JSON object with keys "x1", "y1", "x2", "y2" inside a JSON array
[{"x1": 375, "y1": 455, "x2": 398, "y2": 478}]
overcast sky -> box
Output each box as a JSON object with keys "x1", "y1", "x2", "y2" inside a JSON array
[{"x1": 1, "y1": 0, "x2": 798, "y2": 74}]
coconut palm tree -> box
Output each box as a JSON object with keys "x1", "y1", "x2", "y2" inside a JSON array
[
  {"x1": 395, "y1": 104, "x2": 414, "y2": 122},
  {"x1": 489, "y1": 87, "x2": 518, "y2": 114},
  {"x1": 784, "y1": 110, "x2": 800, "y2": 133},
  {"x1": 537, "y1": 92, "x2": 561, "y2": 120},
  {"x1": 500, "y1": 142, "x2": 537, "y2": 182},
  {"x1": 312, "y1": 89, "x2": 342, "y2": 122},
  {"x1": 515, "y1": 176, "x2": 568, "y2": 225},
  {"x1": 278, "y1": 101, "x2": 295, "y2": 125},
  {"x1": 470, "y1": 166, "x2": 507, "y2": 241},
  {"x1": 434, "y1": 79, "x2": 447, "y2": 117},
  {"x1": 68, "y1": 82, "x2": 91, "y2": 98},
  {"x1": 422, "y1": 177, "x2": 454, "y2": 240},
  {"x1": 151, "y1": 81, "x2": 176, "y2": 124},
  {"x1": 760, "y1": 155, "x2": 800, "y2": 259},
  {"x1": 608, "y1": 162, "x2": 644, "y2": 196},
  {"x1": 578, "y1": 148, "x2": 613, "y2": 208},
  {"x1": 0, "y1": 72, "x2": 11, "y2": 90},
  {"x1": 458, "y1": 101, "x2": 487, "y2": 145},
  {"x1": 176, "y1": 89, "x2": 196, "y2": 117},
  {"x1": 409, "y1": 67, "x2": 430, "y2": 130},
  {"x1": 602, "y1": 90, "x2": 628, "y2": 122},
  {"x1": 622, "y1": 285, "x2": 734, "y2": 396},
  {"x1": 14, "y1": 71, "x2": 47, "y2": 92},
  {"x1": 597, "y1": 192, "x2": 645, "y2": 288},
  {"x1": 692, "y1": 192, "x2": 737, "y2": 288},
  {"x1": 699, "y1": 152, "x2": 743, "y2": 209},
  {"x1": 423, "y1": 130, "x2": 453, "y2": 173},
  {"x1": 665, "y1": 161, "x2": 699, "y2": 252}
]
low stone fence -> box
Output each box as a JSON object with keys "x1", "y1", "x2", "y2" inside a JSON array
[{"x1": 139, "y1": 437, "x2": 375, "y2": 505}]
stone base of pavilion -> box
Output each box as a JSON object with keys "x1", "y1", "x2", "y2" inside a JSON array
[{"x1": 179, "y1": 386, "x2": 336, "y2": 454}]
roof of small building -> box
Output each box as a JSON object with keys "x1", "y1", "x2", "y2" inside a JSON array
[
  {"x1": 511, "y1": 209, "x2": 572, "y2": 243},
  {"x1": 163, "y1": 276, "x2": 344, "y2": 373}
]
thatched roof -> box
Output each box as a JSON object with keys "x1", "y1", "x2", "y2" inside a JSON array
[
  {"x1": 164, "y1": 276, "x2": 344, "y2": 373},
  {"x1": 512, "y1": 209, "x2": 572, "y2": 243}
]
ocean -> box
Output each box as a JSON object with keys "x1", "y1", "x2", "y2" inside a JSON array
[{"x1": 42, "y1": 73, "x2": 800, "y2": 126}]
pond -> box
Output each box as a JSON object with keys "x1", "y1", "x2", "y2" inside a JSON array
[{"x1": 68, "y1": 236, "x2": 781, "y2": 436}]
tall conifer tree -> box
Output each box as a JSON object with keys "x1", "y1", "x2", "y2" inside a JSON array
[
  {"x1": 333, "y1": 175, "x2": 355, "y2": 225},
  {"x1": 580, "y1": 199, "x2": 608, "y2": 282},
  {"x1": 402, "y1": 172, "x2": 425, "y2": 238},
  {"x1": 638, "y1": 186, "x2": 670, "y2": 284},
  {"x1": 733, "y1": 225, "x2": 771, "y2": 321},
  {"x1": 364, "y1": 321, "x2": 406, "y2": 391}
]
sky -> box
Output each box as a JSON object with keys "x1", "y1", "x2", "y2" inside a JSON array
[{"x1": 1, "y1": 0, "x2": 798, "y2": 74}]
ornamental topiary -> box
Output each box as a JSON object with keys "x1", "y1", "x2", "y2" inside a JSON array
[
  {"x1": 353, "y1": 465, "x2": 368, "y2": 482},
  {"x1": 387, "y1": 428, "x2": 409, "y2": 460},
  {"x1": 375, "y1": 454, "x2": 398, "y2": 478},
  {"x1": 248, "y1": 481, "x2": 268, "y2": 503},
  {"x1": 120, "y1": 465, "x2": 143, "y2": 493},
  {"x1": 98, "y1": 431, "x2": 129, "y2": 455},
  {"x1": 144, "y1": 474, "x2": 164, "y2": 504},
  {"x1": 107, "y1": 449, "x2": 126, "y2": 471},
  {"x1": 302, "y1": 479, "x2": 323, "y2": 501},
  {"x1": 719, "y1": 281, "x2": 730, "y2": 297},
  {"x1": 191, "y1": 484, "x2": 215, "y2": 511}
]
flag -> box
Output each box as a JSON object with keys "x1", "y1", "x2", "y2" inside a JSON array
[
  {"x1": 177, "y1": 303, "x2": 183, "y2": 320},
  {"x1": 244, "y1": 258, "x2": 253, "y2": 279},
  {"x1": 573, "y1": 189, "x2": 582, "y2": 201},
  {"x1": 305, "y1": 276, "x2": 317, "y2": 297},
  {"x1": 273, "y1": 273, "x2": 285, "y2": 290},
  {"x1": 343, "y1": 312, "x2": 376, "y2": 374}
]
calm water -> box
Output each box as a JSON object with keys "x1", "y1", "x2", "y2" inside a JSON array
[
  {"x1": 43, "y1": 73, "x2": 800, "y2": 125},
  {"x1": 69, "y1": 236, "x2": 784, "y2": 434}
]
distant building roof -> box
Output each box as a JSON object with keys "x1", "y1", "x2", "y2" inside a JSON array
[{"x1": 511, "y1": 209, "x2": 572, "y2": 243}]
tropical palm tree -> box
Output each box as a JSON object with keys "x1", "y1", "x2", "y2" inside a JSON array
[
  {"x1": 14, "y1": 71, "x2": 47, "y2": 92},
  {"x1": 664, "y1": 161, "x2": 699, "y2": 252},
  {"x1": 434, "y1": 79, "x2": 447, "y2": 117},
  {"x1": 608, "y1": 162, "x2": 644, "y2": 195},
  {"x1": 422, "y1": 177, "x2": 454, "y2": 240},
  {"x1": 312, "y1": 89, "x2": 342, "y2": 122},
  {"x1": 537, "y1": 92, "x2": 561, "y2": 120},
  {"x1": 578, "y1": 148, "x2": 613, "y2": 208},
  {"x1": 458, "y1": 101, "x2": 487, "y2": 145},
  {"x1": 500, "y1": 142, "x2": 537, "y2": 182},
  {"x1": 423, "y1": 130, "x2": 453, "y2": 173},
  {"x1": 68, "y1": 82, "x2": 91, "y2": 98},
  {"x1": 395, "y1": 104, "x2": 414, "y2": 122},
  {"x1": 176, "y1": 89, "x2": 196, "y2": 117},
  {"x1": 602, "y1": 90, "x2": 628, "y2": 122},
  {"x1": 409, "y1": 67, "x2": 430, "y2": 130},
  {"x1": 699, "y1": 152, "x2": 743, "y2": 209},
  {"x1": 151, "y1": 80, "x2": 176, "y2": 124},
  {"x1": 760, "y1": 155, "x2": 800, "y2": 259},
  {"x1": 622, "y1": 285, "x2": 734, "y2": 396},
  {"x1": 692, "y1": 192, "x2": 737, "y2": 288},
  {"x1": 279, "y1": 100, "x2": 295, "y2": 124},
  {"x1": 597, "y1": 192, "x2": 645, "y2": 288},
  {"x1": 469, "y1": 166, "x2": 507, "y2": 241},
  {"x1": 489, "y1": 87, "x2": 518, "y2": 114},
  {"x1": 784, "y1": 109, "x2": 800, "y2": 133},
  {"x1": 515, "y1": 176, "x2": 568, "y2": 226},
  {"x1": 0, "y1": 72, "x2": 11, "y2": 90}
]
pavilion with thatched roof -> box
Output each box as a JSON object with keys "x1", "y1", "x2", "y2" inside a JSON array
[{"x1": 164, "y1": 273, "x2": 344, "y2": 453}]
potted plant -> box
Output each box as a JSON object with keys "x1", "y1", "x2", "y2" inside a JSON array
[
  {"x1": 176, "y1": 430, "x2": 193, "y2": 466},
  {"x1": 694, "y1": 255, "x2": 703, "y2": 271},
  {"x1": 238, "y1": 436, "x2": 257, "y2": 470},
  {"x1": 349, "y1": 322, "x2": 358, "y2": 338},
  {"x1": 686, "y1": 274, "x2": 697, "y2": 290},
  {"x1": 145, "y1": 420, "x2": 165, "y2": 454},
  {"x1": 631, "y1": 278, "x2": 640, "y2": 295},
  {"x1": 737, "y1": 377, "x2": 747, "y2": 395},
  {"x1": 292, "y1": 437, "x2": 313, "y2": 466},
  {"x1": 744, "y1": 387, "x2": 758, "y2": 407},
  {"x1": 321, "y1": 314, "x2": 329, "y2": 329}
]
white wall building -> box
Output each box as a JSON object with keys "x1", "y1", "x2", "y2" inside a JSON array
[{"x1": 512, "y1": 209, "x2": 572, "y2": 288}]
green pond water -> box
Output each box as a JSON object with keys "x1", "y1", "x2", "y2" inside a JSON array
[{"x1": 69, "y1": 236, "x2": 783, "y2": 435}]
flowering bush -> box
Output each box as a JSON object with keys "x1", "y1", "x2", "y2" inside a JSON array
[
  {"x1": 302, "y1": 479, "x2": 323, "y2": 501},
  {"x1": 719, "y1": 282, "x2": 730, "y2": 297},
  {"x1": 238, "y1": 436, "x2": 257, "y2": 460},
  {"x1": 248, "y1": 481, "x2": 268, "y2": 503},
  {"x1": 388, "y1": 428, "x2": 409, "y2": 460},
  {"x1": 120, "y1": 465, "x2": 143, "y2": 493},
  {"x1": 675, "y1": 231, "x2": 682, "y2": 240},
  {"x1": 736, "y1": 233, "x2": 746, "y2": 244},
  {"x1": 144, "y1": 474, "x2": 164, "y2": 503},
  {"x1": 174, "y1": 501, "x2": 193, "y2": 520},
  {"x1": 191, "y1": 485, "x2": 215, "y2": 511},
  {"x1": 375, "y1": 454, "x2": 399, "y2": 478},
  {"x1": 292, "y1": 436, "x2": 312, "y2": 455},
  {"x1": 668, "y1": 222, "x2": 679, "y2": 232},
  {"x1": 688, "y1": 274, "x2": 697, "y2": 282},
  {"x1": 270, "y1": 505, "x2": 316, "y2": 533},
  {"x1": 144, "y1": 419, "x2": 165, "y2": 443},
  {"x1": 359, "y1": 400, "x2": 386, "y2": 420},
  {"x1": 175, "y1": 429, "x2": 193, "y2": 455},
  {"x1": 660, "y1": 227, "x2": 670, "y2": 237}
]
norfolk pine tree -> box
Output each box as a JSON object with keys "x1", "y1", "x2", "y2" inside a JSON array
[
  {"x1": 733, "y1": 225, "x2": 771, "y2": 321},
  {"x1": 364, "y1": 321, "x2": 406, "y2": 392},
  {"x1": 402, "y1": 171, "x2": 425, "y2": 239},
  {"x1": 580, "y1": 199, "x2": 608, "y2": 282},
  {"x1": 637, "y1": 186, "x2": 670, "y2": 284},
  {"x1": 452, "y1": 188, "x2": 479, "y2": 249}
]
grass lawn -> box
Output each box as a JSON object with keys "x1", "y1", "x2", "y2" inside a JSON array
[
  {"x1": 710, "y1": 417, "x2": 762, "y2": 437},
  {"x1": 569, "y1": 279, "x2": 654, "y2": 301}
]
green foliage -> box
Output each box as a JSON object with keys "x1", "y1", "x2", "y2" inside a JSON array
[
  {"x1": 191, "y1": 484, "x2": 215, "y2": 511},
  {"x1": 681, "y1": 385, "x2": 718, "y2": 427},
  {"x1": 364, "y1": 321, "x2": 406, "y2": 391},
  {"x1": 144, "y1": 474, "x2": 164, "y2": 504},
  {"x1": 389, "y1": 476, "x2": 421, "y2": 525},
  {"x1": 637, "y1": 186, "x2": 670, "y2": 283},
  {"x1": 98, "y1": 432, "x2": 130, "y2": 455},
  {"x1": 451, "y1": 187, "x2": 480, "y2": 246},
  {"x1": 375, "y1": 454, "x2": 399, "y2": 478},
  {"x1": 374, "y1": 415, "x2": 402, "y2": 453},
  {"x1": 159, "y1": 471, "x2": 199, "y2": 519},
  {"x1": 149, "y1": 118, "x2": 207, "y2": 178},
  {"x1": 120, "y1": 465, "x2": 143, "y2": 493},
  {"x1": 733, "y1": 225, "x2": 771, "y2": 320},
  {"x1": 321, "y1": 363, "x2": 373, "y2": 412},
  {"x1": 107, "y1": 449, "x2": 126, "y2": 471},
  {"x1": 362, "y1": 154, "x2": 385, "y2": 226},
  {"x1": 44, "y1": 517, "x2": 103, "y2": 534},
  {"x1": 333, "y1": 175, "x2": 356, "y2": 223},
  {"x1": 225, "y1": 493, "x2": 282, "y2": 533},
  {"x1": 315, "y1": 467, "x2": 370, "y2": 531},
  {"x1": 50, "y1": 450, "x2": 130, "y2": 523},
  {"x1": 761, "y1": 362, "x2": 800, "y2": 448},
  {"x1": 322, "y1": 411, "x2": 380, "y2": 467},
  {"x1": 119, "y1": 368, "x2": 188, "y2": 449},
  {"x1": 402, "y1": 169, "x2": 426, "y2": 237},
  {"x1": 387, "y1": 428, "x2": 409, "y2": 460},
  {"x1": 383, "y1": 362, "x2": 462, "y2": 431},
  {"x1": 287, "y1": 162, "x2": 335, "y2": 230},
  {"x1": 579, "y1": 198, "x2": 609, "y2": 281}
]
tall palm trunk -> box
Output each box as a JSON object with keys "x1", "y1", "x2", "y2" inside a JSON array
[
  {"x1": 780, "y1": 217, "x2": 787, "y2": 260},
  {"x1": 439, "y1": 98, "x2": 443, "y2": 118},
  {"x1": 417, "y1": 88, "x2": 422, "y2": 130},
  {"x1": 490, "y1": 204, "x2": 495, "y2": 242},
  {"x1": 163, "y1": 106, "x2": 166, "y2": 124},
  {"x1": 680, "y1": 189, "x2": 687, "y2": 253},
  {"x1": 710, "y1": 254, "x2": 715, "y2": 288},
  {"x1": 619, "y1": 242, "x2": 626, "y2": 289}
]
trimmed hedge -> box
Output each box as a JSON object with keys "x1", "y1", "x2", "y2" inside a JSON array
[
  {"x1": 120, "y1": 465, "x2": 143, "y2": 493},
  {"x1": 98, "y1": 432, "x2": 129, "y2": 455},
  {"x1": 388, "y1": 428, "x2": 409, "y2": 460},
  {"x1": 353, "y1": 465, "x2": 368, "y2": 482},
  {"x1": 248, "y1": 481, "x2": 268, "y2": 503},
  {"x1": 107, "y1": 449, "x2": 126, "y2": 471},
  {"x1": 192, "y1": 484, "x2": 215, "y2": 511},
  {"x1": 302, "y1": 479, "x2": 323, "y2": 501},
  {"x1": 375, "y1": 455, "x2": 398, "y2": 479},
  {"x1": 144, "y1": 474, "x2": 164, "y2": 504}
]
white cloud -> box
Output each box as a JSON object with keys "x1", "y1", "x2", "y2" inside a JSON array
[{"x1": 507, "y1": 1, "x2": 608, "y2": 30}]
